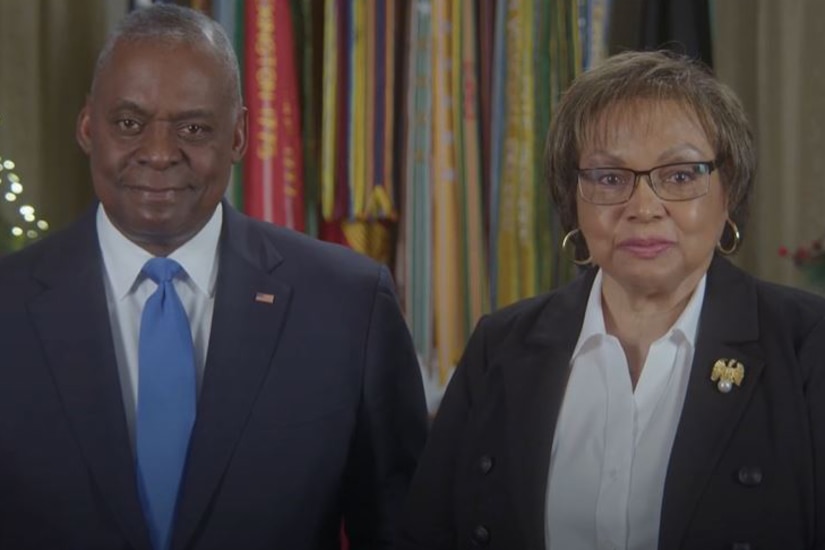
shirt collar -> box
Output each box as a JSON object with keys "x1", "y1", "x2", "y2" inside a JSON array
[
  {"x1": 571, "y1": 269, "x2": 610, "y2": 359},
  {"x1": 672, "y1": 273, "x2": 705, "y2": 348},
  {"x1": 571, "y1": 268, "x2": 707, "y2": 359},
  {"x1": 96, "y1": 203, "x2": 223, "y2": 299}
]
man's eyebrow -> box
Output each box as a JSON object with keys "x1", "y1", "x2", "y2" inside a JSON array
[
  {"x1": 169, "y1": 109, "x2": 216, "y2": 121},
  {"x1": 108, "y1": 99, "x2": 148, "y2": 116},
  {"x1": 105, "y1": 102, "x2": 215, "y2": 122}
]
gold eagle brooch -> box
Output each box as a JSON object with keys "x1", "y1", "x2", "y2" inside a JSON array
[{"x1": 711, "y1": 358, "x2": 745, "y2": 393}]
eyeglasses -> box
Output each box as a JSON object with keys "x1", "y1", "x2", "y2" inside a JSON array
[{"x1": 576, "y1": 160, "x2": 718, "y2": 205}]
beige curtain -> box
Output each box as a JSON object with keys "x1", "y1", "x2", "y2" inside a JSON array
[
  {"x1": 714, "y1": 0, "x2": 825, "y2": 291},
  {"x1": 0, "y1": 0, "x2": 126, "y2": 233}
]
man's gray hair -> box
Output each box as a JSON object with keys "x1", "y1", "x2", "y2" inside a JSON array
[{"x1": 92, "y1": 4, "x2": 242, "y2": 109}]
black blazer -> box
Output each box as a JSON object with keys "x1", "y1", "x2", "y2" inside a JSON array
[
  {"x1": 0, "y1": 203, "x2": 428, "y2": 550},
  {"x1": 397, "y1": 256, "x2": 825, "y2": 550}
]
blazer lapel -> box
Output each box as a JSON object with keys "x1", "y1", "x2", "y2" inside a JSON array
[
  {"x1": 503, "y1": 270, "x2": 594, "y2": 550},
  {"x1": 659, "y1": 257, "x2": 764, "y2": 550},
  {"x1": 172, "y1": 208, "x2": 292, "y2": 550},
  {"x1": 28, "y1": 211, "x2": 152, "y2": 550}
]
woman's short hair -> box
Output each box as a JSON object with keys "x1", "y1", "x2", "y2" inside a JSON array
[{"x1": 545, "y1": 50, "x2": 755, "y2": 241}]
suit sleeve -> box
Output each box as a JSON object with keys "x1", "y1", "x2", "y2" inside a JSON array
[
  {"x1": 342, "y1": 266, "x2": 429, "y2": 549},
  {"x1": 801, "y1": 314, "x2": 825, "y2": 549},
  {"x1": 393, "y1": 315, "x2": 488, "y2": 550}
]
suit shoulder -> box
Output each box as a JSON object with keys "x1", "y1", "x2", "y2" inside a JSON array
[
  {"x1": 0, "y1": 230, "x2": 63, "y2": 284},
  {"x1": 484, "y1": 293, "x2": 554, "y2": 333},
  {"x1": 753, "y1": 276, "x2": 825, "y2": 337},
  {"x1": 478, "y1": 273, "x2": 589, "y2": 346},
  {"x1": 241, "y1": 215, "x2": 387, "y2": 286}
]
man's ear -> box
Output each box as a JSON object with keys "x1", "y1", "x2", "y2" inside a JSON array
[
  {"x1": 231, "y1": 106, "x2": 248, "y2": 162},
  {"x1": 76, "y1": 97, "x2": 92, "y2": 155}
]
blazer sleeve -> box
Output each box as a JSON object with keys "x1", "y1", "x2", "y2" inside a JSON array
[
  {"x1": 342, "y1": 266, "x2": 429, "y2": 549},
  {"x1": 800, "y1": 314, "x2": 825, "y2": 549},
  {"x1": 394, "y1": 315, "x2": 489, "y2": 550}
]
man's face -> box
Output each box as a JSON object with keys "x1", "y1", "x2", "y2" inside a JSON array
[{"x1": 77, "y1": 39, "x2": 246, "y2": 256}]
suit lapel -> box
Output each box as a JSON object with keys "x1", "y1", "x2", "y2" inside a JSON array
[
  {"x1": 503, "y1": 270, "x2": 594, "y2": 550},
  {"x1": 659, "y1": 257, "x2": 763, "y2": 550},
  {"x1": 28, "y1": 210, "x2": 153, "y2": 550},
  {"x1": 173, "y1": 208, "x2": 292, "y2": 550}
]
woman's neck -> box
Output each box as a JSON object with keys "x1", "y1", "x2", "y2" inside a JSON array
[{"x1": 600, "y1": 273, "x2": 699, "y2": 387}]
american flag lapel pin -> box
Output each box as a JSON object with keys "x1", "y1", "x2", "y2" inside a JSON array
[{"x1": 255, "y1": 292, "x2": 276, "y2": 304}]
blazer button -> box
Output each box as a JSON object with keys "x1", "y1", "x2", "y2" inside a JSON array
[
  {"x1": 471, "y1": 524, "x2": 490, "y2": 546},
  {"x1": 731, "y1": 543, "x2": 752, "y2": 550},
  {"x1": 478, "y1": 455, "x2": 494, "y2": 475},
  {"x1": 737, "y1": 466, "x2": 763, "y2": 486}
]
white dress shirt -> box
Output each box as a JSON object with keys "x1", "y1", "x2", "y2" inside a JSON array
[
  {"x1": 545, "y1": 269, "x2": 705, "y2": 550},
  {"x1": 97, "y1": 203, "x2": 222, "y2": 445}
]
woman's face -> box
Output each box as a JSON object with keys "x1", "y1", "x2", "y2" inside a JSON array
[{"x1": 576, "y1": 100, "x2": 728, "y2": 298}]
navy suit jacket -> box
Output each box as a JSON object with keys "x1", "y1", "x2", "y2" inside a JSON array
[
  {"x1": 397, "y1": 256, "x2": 825, "y2": 550},
  {"x1": 0, "y1": 203, "x2": 428, "y2": 550}
]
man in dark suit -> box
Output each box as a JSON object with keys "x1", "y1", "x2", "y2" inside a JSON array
[{"x1": 0, "y1": 5, "x2": 427, "y2": 550}]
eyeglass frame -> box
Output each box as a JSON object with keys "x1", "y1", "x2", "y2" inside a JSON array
[{"x1": 575, "y1": 159, "x2": 720, "y2": 205}]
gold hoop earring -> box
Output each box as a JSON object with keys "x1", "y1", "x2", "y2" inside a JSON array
[
  {"x1": 717, "y1": 219, "x2": 740, "y2": 255},
  {"x1": 562, "y1": 228, "x2": 592, "y2": 265}
]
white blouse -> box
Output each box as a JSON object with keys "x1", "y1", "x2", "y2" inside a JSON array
[{"x1": 545, "y1": 269, "x2": 705, "y2": 550}]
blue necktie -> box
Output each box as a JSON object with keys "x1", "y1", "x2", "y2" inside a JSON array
[{"x1": 136, "y1": 258, "x2": 197, "y2": 550}]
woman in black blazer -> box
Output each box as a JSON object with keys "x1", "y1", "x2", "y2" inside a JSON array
[{"x1": 397, "y1": 50, "x2": 825, "y2": 550}]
